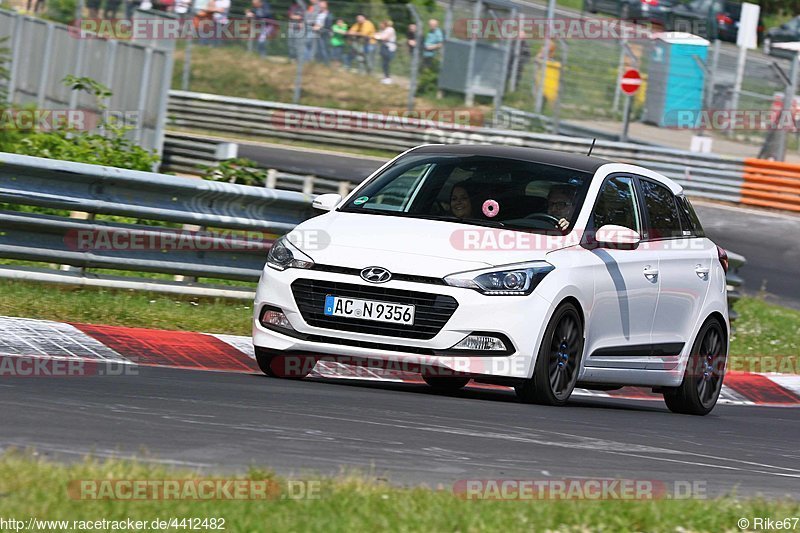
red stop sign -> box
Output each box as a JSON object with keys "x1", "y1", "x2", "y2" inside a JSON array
[{"x1": 620, "y1": 69, "x2": 642, "y2": 96}]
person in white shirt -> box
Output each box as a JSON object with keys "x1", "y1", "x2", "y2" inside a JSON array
[{"x1": 375, "y1": 20, "x2": 397, "y2": 84}]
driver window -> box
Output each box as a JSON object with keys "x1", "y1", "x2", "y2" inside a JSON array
[{"x1": 592, "y1": 176, "x2": 640, "y2": 232}]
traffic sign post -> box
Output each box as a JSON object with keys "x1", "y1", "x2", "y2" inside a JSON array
[{"x1": 620, "y1": 68, "x2": 641, "y2": 143}]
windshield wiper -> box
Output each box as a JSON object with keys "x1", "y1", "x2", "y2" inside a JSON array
[
  {"x1": 338, "y1": 210, "x2": 507, "y2": 228},
  {"x1": 409, "y1": 214, "x2": 506, "y2": 228}
]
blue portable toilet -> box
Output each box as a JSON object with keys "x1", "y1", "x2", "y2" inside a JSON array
[{"x1": 643, "y1": 32, "x2": 709, "y2": 128}]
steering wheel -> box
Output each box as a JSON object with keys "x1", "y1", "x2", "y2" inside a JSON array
[{"x1": 525, "y1": 213, "x2": 560, "y2": 226}]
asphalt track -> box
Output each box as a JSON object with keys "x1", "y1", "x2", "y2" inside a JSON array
[
  {"x1": 237, "y1": 142, "x2": 800, "y2": 308},
  {"x1": 2, "y1": 364, "x2": 799, "y2": 498}
]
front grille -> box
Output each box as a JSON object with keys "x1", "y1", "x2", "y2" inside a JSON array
[
  {"x1": 291, "y1": 279, "x2": 458, "y2": 340},
  {"x1": 311, "y1": 264, "x2": 447, "y2": 285}
]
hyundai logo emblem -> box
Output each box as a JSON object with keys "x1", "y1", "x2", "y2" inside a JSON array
[{"x1": 360, "y1": 266, "x2": 392, "y2": 284}]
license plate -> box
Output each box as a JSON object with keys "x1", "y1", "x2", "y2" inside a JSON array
[{"x1": 323, "y1": 295, "x2": 415, "y2": 325}]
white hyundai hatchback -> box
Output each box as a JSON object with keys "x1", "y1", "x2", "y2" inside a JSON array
[{"x1": 253, "y1": 145, "x2": 730, "y2": 415}]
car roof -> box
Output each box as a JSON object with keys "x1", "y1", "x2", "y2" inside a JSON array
[{"x1": 410, "y1": 144, "x2": 610, "y2": 174}]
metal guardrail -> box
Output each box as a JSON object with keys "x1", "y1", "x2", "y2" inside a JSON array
[
  {"x1": 166, "y1": 90, "x2": 747, "y2": 205},
  {"x1": 495, "y1": 106, "x2": 661, "y2": 145},
  {"x1": 162, "y1": 132, "x2": 353, "y2": 196},
  {"x1": 726, "y1": 251, "x2": 746, "y2": 324},
  {"x1": 0, "y1": 152, "x2": 315, "y2": 296},
  {"x1": 0, "y1": 151, "x2": 746, "y2": 313}
]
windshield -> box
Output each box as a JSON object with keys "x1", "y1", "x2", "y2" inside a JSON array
[{"x1": 340, "y1": 153, "x2": 593, "y2": 233}]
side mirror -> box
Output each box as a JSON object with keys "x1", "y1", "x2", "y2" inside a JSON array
[
  {"x1": 312, "y1": 193, "x2": 342, "y2": 211},
  {"x1": 595, "y1": 224, "x2": 641, "y2": 250}
]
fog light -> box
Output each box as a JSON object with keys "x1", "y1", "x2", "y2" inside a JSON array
[
  {"x1": 451, "y1": 335, "x2": 507, "y2": 351},
  {"x1": 260, "y1": 306, "x2": 294, "y2": 331}
]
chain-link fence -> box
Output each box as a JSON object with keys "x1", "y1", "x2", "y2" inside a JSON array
[
  {"x1": 173, "y1": 0, "x2": 446, "y2": 109},
  {"x1": 22, "y1": 0, "x2": 796, "y2": 156}
]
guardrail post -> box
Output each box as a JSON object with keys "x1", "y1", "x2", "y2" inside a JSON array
[
  {"x1": 338, "y1": 181, "x2": 350, "y2": 196},
  {"x1": 266, "y1": 169, "x2": 278, "y2": 188},
  {"x1": 303, "y1": 175, "x2": 315, "y2": 194}
]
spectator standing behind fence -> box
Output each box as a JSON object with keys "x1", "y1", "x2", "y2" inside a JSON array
[
  {"x1": 246, "y1": 0, "x2": 273, "y2": 57},
  {"x1": 309, "y1": 0, "x2": 332, "y2": 64},
  {"x1": 406, "y1": 22, "x2": 417, "y2": 56},
  {"x1": 87, "y1": 0, "x2": 102, "y2": 18},
  {"x1": 375, "y1": 20, "x2": 397, "y2": 84},
  {"x1": 345, "y1": 14, "x2": 376, "y2": 74},
  {"x1": 287, "y1": 1, "x2": 304, "y2": 59},
  {"x1": 173, "y1": 0, "x2": 191, "y2": 17},
  {"x1": 25, "y1": 0, "x2": 45, "y2": 14},
  {"x1": 423, "y1": 18, "x2": 443, "y2": 69},
  {"x1": 105, "y1": 0, "x2": 123, "y2": 17},
  {"x1": 211, "y1": 0, "x2": 230, "y2": 45},
  {"x1": 330, "y1": 18, "x2": 348, "y2": 64},
  {"x1": 125, "y1": 0, "x2": 142, "y2": 19},
  {"x1": 303, "y1": 0, "x2": 320, "y2": 61}
]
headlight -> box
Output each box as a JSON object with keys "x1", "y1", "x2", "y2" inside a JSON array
[
  {"x1": 266, "y1": 236, "x2": 315, "y2": 271},
  {"x1": 444, "y1": 261, "x2": 554, "y2": 295}
]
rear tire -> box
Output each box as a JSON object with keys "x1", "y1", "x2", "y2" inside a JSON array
[
  {"x1": 254, "y1": 347, "x2": 315, "y2": 379},
  {"x1": 422, "y1": 375, "x2": 470, "y2": 392},
  {"x1": 662, "y1": 319, "x2": 727, "y2": 415},
  {"x1": 516, "y1": 302, "x2": 584, "y2": 406}
]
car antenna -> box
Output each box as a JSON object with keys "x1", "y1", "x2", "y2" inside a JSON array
[{"x1": 587, "y1": 138, "x2": 596, "y2": 156}]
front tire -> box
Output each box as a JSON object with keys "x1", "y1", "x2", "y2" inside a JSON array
[
  {"x1": 516, "y1": 302, "x2": 584, "y2": 406},
  {"x1": 254, "y1": 347, "x2": 315, "y2": 379},
  {"x1": 662, "y1": 319, "x2": 727, "y2": 415}
]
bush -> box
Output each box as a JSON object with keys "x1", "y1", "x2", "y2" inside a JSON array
[
  {"x1": 200, "y1": 157, "x2": 269, "y2": 186},
  {"x1": 8, "y1": 75, "x2": 160, "y2": 171}
]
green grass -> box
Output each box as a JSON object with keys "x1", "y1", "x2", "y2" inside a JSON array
[
  {"x1": 0, "y1": 451, "x2": 798, "y2": 532},
  {"x1": 0, "y1": 279, "x2": 798, "y2": 373},
  {"x1": 0, "y1": 279, "x2": 253, "y2": 334},
  {"x1": 729, "y1": 297, "x2": 800, "y2": 373}
]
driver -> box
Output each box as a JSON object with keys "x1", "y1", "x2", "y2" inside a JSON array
[{"x1": 547, "y1": 185, "x2": 576, "y2": 231}]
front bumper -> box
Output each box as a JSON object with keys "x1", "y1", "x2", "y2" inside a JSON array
[{"x1": 252, "y1": 266, "x2": 556, "y2": 379}]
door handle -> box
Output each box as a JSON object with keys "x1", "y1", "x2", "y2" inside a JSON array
[
  {"x1": 643, "y1": 266, "x2": 659, "y2": 281},
  {"x1": 695, "y1": 265, "x2": 710, "y2": 280}
]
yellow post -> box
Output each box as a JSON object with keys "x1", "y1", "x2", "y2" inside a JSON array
[{"x1": 544, "y1": 60, "x2": 561, "y2": 104}]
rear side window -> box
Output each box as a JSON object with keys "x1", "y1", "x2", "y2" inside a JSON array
[
  {"x1": 640, "y1": 179, "x2": 683, "y2": 239},
  {"x1": 676, "y1": 195, "x2": 705, "y2": 237}
]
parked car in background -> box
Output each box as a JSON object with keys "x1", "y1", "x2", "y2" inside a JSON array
[
  {"x1": 763, "y1": 16, "x2": 800, "y2": 57},
  {"x1": 583, "y1": 0, "x2": 677, "y2": 26},
  {"x1": 666, "y1": 0, "x2": 763, "y2": 42}
]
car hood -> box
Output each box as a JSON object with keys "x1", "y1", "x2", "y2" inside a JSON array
[{"x1": 289, "y1": 211, "x2": 578, "y2": 278}]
